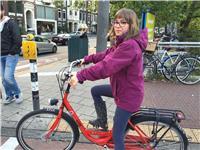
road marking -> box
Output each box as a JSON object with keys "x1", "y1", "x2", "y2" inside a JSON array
[
  {"x1": 17, "y1": 72, "x2": 58, "y2": 77},
  {"x1": 0, "y1": 137, "x2": 18, "y2": 150},
  {"x1": 16, "y1": 64, "x2": 29, "y2": 71}
]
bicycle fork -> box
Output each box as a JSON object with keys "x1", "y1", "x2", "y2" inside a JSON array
[{"x1": 41, "y1": 106, "x2": 65, "y2": 141}]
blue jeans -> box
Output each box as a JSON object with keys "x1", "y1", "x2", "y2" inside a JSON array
[
  {"x1": 91, "y1": 85, "x2": 132, "y2": 150},
  {"x1": 1, "y1": 54, "x2": 21, "y2": 97},
  {"x1": 113, "y1": 107, "x2": 132, "y2": 150}
]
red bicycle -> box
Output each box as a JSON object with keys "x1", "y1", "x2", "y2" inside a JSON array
[{"x1": 16, "y1": 60, "x2": 188, "y2": 150}]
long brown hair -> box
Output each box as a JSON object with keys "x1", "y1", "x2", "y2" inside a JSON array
[{"x1": 108, "y1": 8, "x2": 140, "y2": 43}]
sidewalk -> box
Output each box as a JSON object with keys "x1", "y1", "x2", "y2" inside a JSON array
[{"x1": 1, "y1": 53, "x2": 200, "y2": 149}]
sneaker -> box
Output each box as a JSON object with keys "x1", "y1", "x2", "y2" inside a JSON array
[
  {"x1": 15, "y1": 93, "x2": 23, "y2": 104},
  {"x1": 3, "y1": 96, "x2": 15, "y2": 105}
]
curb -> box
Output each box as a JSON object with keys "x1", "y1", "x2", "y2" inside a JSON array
[{"x1": 16, "y1": 56, "x2": 67, "y2": 73}]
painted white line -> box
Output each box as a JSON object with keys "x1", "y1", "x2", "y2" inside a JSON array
[
  {"x1": 0, "y1": 137, "x2": 19, "y2": 150},
  {"x1": 16, "y1": 64, "x2": 29, "y2": 71},
  {"x1": 17, "y1": 72, "x2": 58, "y2": 77}
]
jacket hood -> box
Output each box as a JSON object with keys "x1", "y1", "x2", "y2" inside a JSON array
[
  {"x1": 0, "y1": 16, "x2": 10, "y2": 32},
  {"x1": 134, "y1": 28, "x2": 148, "y2": 50}
]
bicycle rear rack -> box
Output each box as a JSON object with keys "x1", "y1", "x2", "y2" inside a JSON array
[{"x1": 133, "y1": 107, "x2": 186, "y2": 122}]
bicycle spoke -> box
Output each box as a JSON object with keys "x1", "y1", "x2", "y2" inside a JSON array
[{"x1": 126, "y1": 120, "x2": 186, "y2": 150}]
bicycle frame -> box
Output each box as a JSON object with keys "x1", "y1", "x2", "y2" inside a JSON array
[{"x1": 45, "y1": 88, "x2": 152, "y2": 149}]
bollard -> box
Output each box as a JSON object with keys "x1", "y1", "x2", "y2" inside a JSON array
[
  {"x1": 29, "y1": 59, "x2": 40, "y2": 110},
  {"x1": 22, "y1": 34, "x2": 40, "y2": 110}
]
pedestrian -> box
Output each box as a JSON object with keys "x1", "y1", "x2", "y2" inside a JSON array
[
  {"x1": 0, "y1": 4, "x2": 23, "y2": 104},
  {"x1": 69, "y1": 8, "x2": 148, "y2": 150}
]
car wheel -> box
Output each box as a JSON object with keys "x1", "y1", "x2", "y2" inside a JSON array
[{"x1": 52, "y1": 46, "x2": 57, "y2": 53}]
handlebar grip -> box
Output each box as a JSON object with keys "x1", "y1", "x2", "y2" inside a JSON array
[
  {"x1": 82, "y1": 61, "x2": 89, "y2": 65},
  {"x1": 78, "y1": 80, "x2": 84, "y2": 84}
]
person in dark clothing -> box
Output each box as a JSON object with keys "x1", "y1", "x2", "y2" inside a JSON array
[
  {"x1": 0, "y1": 4, "x2": 23, "y2": 104},
  {"x1": 69, "y1": 8, "x2": 148, "y2": 150}
]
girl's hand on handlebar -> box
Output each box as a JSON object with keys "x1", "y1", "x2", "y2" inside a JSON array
[
  {"x1": 77, "y1": 59, "x2": 84, "y2": 67},
  {"x1": 69, "y1": 72, "x2": 78, "y2": 88}
]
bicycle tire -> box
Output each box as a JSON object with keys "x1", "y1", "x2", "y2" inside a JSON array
[
  {"x1": 161, "y1": 54, "x2": 178, "y2": 80},
  {"x1": 126, "y1": 116, "x2": 188, "y2": 150},
  {"x1": 143, "y1": 53, "x2": 157, "y2": 78},
  {"x1": 16, "y1": 108, "x2": 80, "y2": 150},
  {"x1": 175, "y1": 56, "x2": 200, "y2": 85}
]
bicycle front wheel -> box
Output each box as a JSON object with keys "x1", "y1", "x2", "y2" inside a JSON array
[
  {"x1": 143, "y1": 53, "x2": 157, "y2": 79},
  {"x1": 175, "y1": 56, "x2": 200, "y2": 85},
  {"x1": 16, "y1": 109, "x2": 79, "y2": 150},
  {"x1": 126, "y1": 116, "x2": 188, "y2": 150},
  {"x1": 162, "y1": 54, "x2": 178, "y2": 80}
]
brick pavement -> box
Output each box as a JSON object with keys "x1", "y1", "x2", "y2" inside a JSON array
[{"x1": 0, "y1": 49, "x2": 200, "y2": 149}]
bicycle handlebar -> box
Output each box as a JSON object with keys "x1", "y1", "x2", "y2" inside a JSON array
[
  {"x1": 65, "y1": 59, "x2": 84, "y2": 84},
  {"x1": 68, "y1": 59, "x2": 82, "y2": 72}
]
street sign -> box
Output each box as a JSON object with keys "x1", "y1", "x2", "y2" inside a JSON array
[
  {"x1": 22, "y1": 41, "x2": 37, "y2": 60},
  {"x1": 141, "y1": 11, "x2": 156, "y2": 42},
  {"x1": 146, "y1": 12, "x2": 155, "y2": 42}
]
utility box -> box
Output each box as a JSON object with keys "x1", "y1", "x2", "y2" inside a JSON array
[{"x1": 68, "y1": 34, "x2": 88, "y2": 62}]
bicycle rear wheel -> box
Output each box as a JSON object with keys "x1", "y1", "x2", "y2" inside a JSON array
[
  {"x1": 126, "y1": 116, "x2": 188, "y2": 150},
  {"x1": 175, "y1": 56, "x2": 200, "y2": 85},
  {"x1": 16, "y1": 109, "x2": 79, "y2": 150}
]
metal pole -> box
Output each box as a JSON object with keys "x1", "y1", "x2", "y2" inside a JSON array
[
  {"x1": 29, "y1": 59, "x2": 40, "y2": 110},
  {"x1": 65, "y1": 0, "x2": 68, "y2": 32},
  {"x1": 96, "y1": 0, "x2": 110, "y2": 52}
]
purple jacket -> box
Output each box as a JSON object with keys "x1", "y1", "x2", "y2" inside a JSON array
[{"x1": 77, "y1": 29, "x2": 148, "y2": 112}]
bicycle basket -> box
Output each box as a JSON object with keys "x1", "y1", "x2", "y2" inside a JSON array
[{"x1": 145, "y1": 42, "x2": 157, "y2": 52}]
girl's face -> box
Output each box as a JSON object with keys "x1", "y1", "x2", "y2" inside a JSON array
[{"x1": 112, "y1": 18, "x2": 129, "y2": 36}]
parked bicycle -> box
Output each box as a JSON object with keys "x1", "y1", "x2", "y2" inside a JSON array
[
  {"x1": 143, "y1": 48, "x2": 200, "y2": 85},
  {"x1": 16, "y1": 60, "x2": 188, "y2": 150},
  {"x1": 143, "y1": 48, "x2": 185, "y2": 81}
]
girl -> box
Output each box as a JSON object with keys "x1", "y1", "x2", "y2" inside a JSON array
[{"x1": 69, "y1": 8, "x2": 148, "y2": 150}]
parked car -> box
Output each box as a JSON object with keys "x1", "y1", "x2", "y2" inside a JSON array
[
  {"x1": 51, "y1": 33, "x2": 70, "y2": 45},
  {"x1": 21, "y1": 35, "x2": 57, "y2": 54}
]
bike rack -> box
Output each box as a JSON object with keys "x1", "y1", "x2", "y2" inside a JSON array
[{"x1": 157, "y1": 41, "x2": 200, "y2": 49}]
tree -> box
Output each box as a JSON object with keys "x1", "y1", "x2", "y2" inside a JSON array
[{"x1": 110, "y1": 1, "x2": 200, "y2": 33}]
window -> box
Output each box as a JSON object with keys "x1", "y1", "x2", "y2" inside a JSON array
[
  {"x1": 58, "y1": 9, "x2": 61, "y2": 18},
  {"x1": 46, "y1": 7, "x2": 55, "y2": 20},
  {"x1": 43, "y1": 38, "x2": 49, "y2": 42},
  {"x1": 79, "y1": 12, "x2": 82, "y2": 20},
  {"x1": 75, "y1": 11, "x2": 77, "y2": 16},
  {"x1": 37, "y1": 5, "x2": 45, "y2": 18},
  {"x1": 70, "y1": 10, "x2": 72, "y2": 15},
  {"x1": 35, "y1": 37, "x2": 43, "y2": 42},
  {"x1": 8, "y1": 1, "x2": 15, "y2": 12},
  {"x1": 16, "y1": 1, "x2": 23, "y2": 13},
  {"x1": 83, "y1": 14, "x2": 85, "y2": 21},
  {"x1": 63, "y1": 11, "x2": 66, "y2": 19}
]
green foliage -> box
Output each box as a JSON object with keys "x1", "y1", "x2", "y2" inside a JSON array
[
  {"x1": 53, "y1": 0, "x2": 64, "y2": 8},
  {"x1": 110, "y1": 1, "x2": 200, "y2": 32},
  {"x1": 189, "y1": 18, "x2": 200, "y2": 30},
  {"x1": 72, "y1": 0, "x2": 97, "y2": 12}
]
